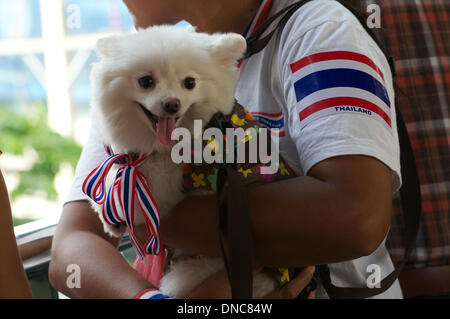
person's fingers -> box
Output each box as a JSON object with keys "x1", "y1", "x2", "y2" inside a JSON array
[
  {"x1": 307, "y1": 290, "x2": 316, "y2": 299},
  {"x1": 263, "y1": 266, "x2": 315, "y2": 299},
  {"x1": 284, "y1": 266, "x2": 315, "y2": 298}
]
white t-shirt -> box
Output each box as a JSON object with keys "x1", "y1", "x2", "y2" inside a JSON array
[
  {"x1": 65, "y1": 0, "x2": 403, "y2": 298},
  {"x1": 236, "y1": 0, "x2": 402, "y2": 298}
]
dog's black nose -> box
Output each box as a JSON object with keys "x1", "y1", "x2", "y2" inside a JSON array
[{"x1": 162, "y1": 98, "x2": 180, "y2": 115}]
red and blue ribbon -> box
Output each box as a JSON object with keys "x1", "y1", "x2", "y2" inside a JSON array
[{"x1": 82, "y1": 145, "x2": 161, "y2": 259}]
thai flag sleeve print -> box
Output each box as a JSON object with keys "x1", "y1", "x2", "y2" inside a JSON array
[{"x1": 279, "y1": 5, "x2": 401, "y2": 192}]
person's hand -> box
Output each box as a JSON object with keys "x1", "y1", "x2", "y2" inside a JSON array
[
  {"x1": 263, "y1": 266, "x2": 316, "y2": 299},
  {"x1": 185, "y1": 266, "x2": 316, "y2": 299}
]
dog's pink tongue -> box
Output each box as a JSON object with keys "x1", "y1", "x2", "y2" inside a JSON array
[{"x1": 156, "y1": 117, "x2": 176, "y2": 146}]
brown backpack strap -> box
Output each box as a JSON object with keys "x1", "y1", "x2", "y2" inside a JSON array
[
  {"x1": 239, "y1": 0, "x2": 313, "y2": 61},
  {"x1": 216, "y1": 165, "x2": 254, "y2": 299},
  {"x1": 209, "y1": 112, "x2": 254, "y2": 299}
]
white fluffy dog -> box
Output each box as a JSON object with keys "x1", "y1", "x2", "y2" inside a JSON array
[{"x1": 89, "y1": 25, "x2": 277, "y2": 298}]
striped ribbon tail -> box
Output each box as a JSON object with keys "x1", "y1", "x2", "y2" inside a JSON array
[
  {"x1": 119, "y1": 166, "x2": 162, "y2": 258},
  {"x1": 82, "y1": 147, "x2": 161, "y2": 259},
  {"x1": 136, "y1": 173, "x2": 162, "y2": 254}
]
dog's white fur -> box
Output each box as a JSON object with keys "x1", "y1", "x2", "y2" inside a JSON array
[{"x1": 89, "y1": 25, "x2": 277, "y2": 298}]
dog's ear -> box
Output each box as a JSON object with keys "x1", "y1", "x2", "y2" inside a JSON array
[
  {"x1": 209, "y1": 33, "x2": 247, "y2": 67},
  {"x1": 96, "y1": 36, "x2": 120, "y2": 58}
]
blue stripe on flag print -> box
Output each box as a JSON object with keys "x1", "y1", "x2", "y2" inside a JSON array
[
  {"x1": 252, "y1": 114, "x2": 284, "y2": 129},
  {"x1": 251, "y1": 111, "x2": 286, "y2": 137},
  {"x1": 293, "y1": 68, "x2": 391, "y2": 108}
]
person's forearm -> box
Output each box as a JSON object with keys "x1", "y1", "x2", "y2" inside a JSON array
[
  {"x1": 249, "y1": 156, "x2": 392, "y2": 266},
  {"x1": 49, "y1": 230, "x2": 153, "y2": 298},
  {"x1": 248, "y1": 175, "x2": 377, "y2": 267},
  {"x1": 161, "y1": 177, "x2": 353, "y2": 266},
  {"x1": 49, "y1": 202, "x2": 154, "y2": 299},
  {"x1": 161, "y1": 156, "x2": 392, "y2": 267}
]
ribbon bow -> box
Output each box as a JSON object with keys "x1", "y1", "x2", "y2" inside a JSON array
[{"x1": 82, "y1": 145, "x2": 161, "y2": 258}]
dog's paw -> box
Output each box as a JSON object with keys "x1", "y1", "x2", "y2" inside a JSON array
[
  {"x1": 102, "y1": 222, "x2": 127, "y2": 238},
  {"x1": 90, "y1": 200, "x2": 126, "y2": 238}
]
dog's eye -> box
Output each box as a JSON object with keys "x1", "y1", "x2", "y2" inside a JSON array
[
  {"x1": 183, "y1": 77, "x2": 196, "y2": 90},
  {"x1": 138, "y1": 76, "x2": 154, "y2": 89}
]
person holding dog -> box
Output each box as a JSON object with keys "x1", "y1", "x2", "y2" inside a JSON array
[{"x1": 50, "y1": 0, "x2": 402, "y2": 299}]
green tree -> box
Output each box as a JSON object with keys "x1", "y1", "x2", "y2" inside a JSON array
[{"x1": 0, "y1": 104, "x2": 82, "y2": 201}]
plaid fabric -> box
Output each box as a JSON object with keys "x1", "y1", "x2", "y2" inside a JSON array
[{"x1": 364, "y1": 0, "x2": 450, "y2": 268}]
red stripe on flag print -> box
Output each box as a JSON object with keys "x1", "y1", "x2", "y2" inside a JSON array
[
  {"x1": 299, "y1": 96, "x2": 392, "y2": 127},
  {"x1": 251, "y1": 110, "x2": 283, "y2": 118},
  {"x1": 290, "y1": 51, "x2": 385, "y2": 81}
]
